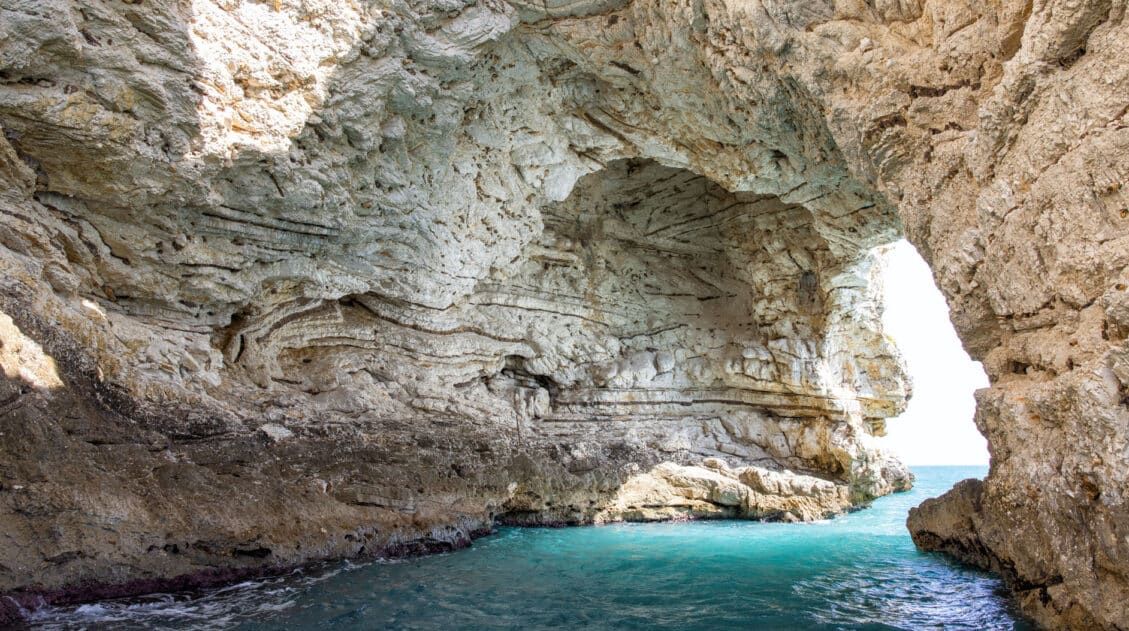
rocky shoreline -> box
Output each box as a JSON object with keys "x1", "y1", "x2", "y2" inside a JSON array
[
  {"x1": 0, "y1": 525, "x2": 498, "y2": 627},
  {"x1": 4, "y1": 471, "x2": 911, "y2": 629}
]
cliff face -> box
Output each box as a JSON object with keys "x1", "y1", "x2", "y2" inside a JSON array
[{"x1": 0, "y1": 0, "x2": 1126, "y2": 627}]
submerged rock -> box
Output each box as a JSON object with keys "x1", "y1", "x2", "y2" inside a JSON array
[{"x1": 0, "y1": 0, "x2": 1126, "y2": 627}]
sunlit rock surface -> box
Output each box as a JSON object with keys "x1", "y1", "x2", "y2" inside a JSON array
[{"x1": 0, "y1": 0, "x2": 1126, "y2": 628}]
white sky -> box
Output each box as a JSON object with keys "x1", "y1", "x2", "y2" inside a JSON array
[{"x1": 875, "y1": 240, "x2": 991, "y2": 466}]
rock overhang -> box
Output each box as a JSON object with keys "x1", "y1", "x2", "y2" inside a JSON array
[{"x1": 2, "y1": 0, "x2": 1127, "y2": 628}]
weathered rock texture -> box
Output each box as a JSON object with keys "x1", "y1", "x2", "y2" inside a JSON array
[
  {"x1": 0, "y1": 0, "x2": 1126, "y2": 627},
  {"x1": 596, "y1": 457, "x2": 859, "y2": 523}
]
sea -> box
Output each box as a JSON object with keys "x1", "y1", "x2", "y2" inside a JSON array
[{"x1": 28, "y1": 465, "x2": 1032, "y2": 630}]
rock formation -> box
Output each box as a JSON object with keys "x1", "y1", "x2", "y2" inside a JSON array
[
  {"x1": 0, "y1": 0, "x2": 1125, "y2": 628},
  {"x1": 595, "y1": 458, "x2": 859, "y2": 523}
]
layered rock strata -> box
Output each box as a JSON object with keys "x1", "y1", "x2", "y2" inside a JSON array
[
  {"x1": 0, "y1": 0, "x2": 1127, "y2": 628},
  {"x1": 0, "y1": 0, "x2": 913, "y2": 615}
]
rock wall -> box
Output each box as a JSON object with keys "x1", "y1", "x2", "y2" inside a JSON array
[{"x1": 0, "y1": 0, "x2": 1126, "y2": 628}]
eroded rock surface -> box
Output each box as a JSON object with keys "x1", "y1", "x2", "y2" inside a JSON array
[
  {"x1": 594, "y1": 458, "x2": 871, "y2": 523},
  {"x1": 0, "y1": 0, "x2": 1127, "y2": 627}
]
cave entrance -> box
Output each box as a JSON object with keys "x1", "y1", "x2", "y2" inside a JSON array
[
  {"x1": 876, "y1": 240, "x2": 991, "y2": 467},
  {"x1": 507, "y1": 156, "x2": 993, "y2": 485}
]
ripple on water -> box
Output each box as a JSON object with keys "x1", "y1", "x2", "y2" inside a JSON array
[{"x1": 29, "y1": 467, "x2": 1032, "y2": 630}]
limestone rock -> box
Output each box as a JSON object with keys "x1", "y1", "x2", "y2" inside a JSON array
[
  {"x1": 258, "y1": 423, "x2": 294, "y2": 442},
  {"x1": 0, "y1": 0, "x2": 1126, "y2": 627},
  {"x1": 596, "y1": 460, "x2": 854, "y2": 523}
]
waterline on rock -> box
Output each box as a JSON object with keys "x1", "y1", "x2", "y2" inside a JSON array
[{"x1": 30, "y1": 467, "x2": 1031, "y2": 630}]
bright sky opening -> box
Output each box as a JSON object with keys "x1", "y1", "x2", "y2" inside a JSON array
[{"x1": 877, "y1": 240, "x2": 990, "y2": 467}]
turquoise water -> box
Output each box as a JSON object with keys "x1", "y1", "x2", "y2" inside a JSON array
[{"x1": 31, "y1": 466, "x2": 1031, "y2": 630}]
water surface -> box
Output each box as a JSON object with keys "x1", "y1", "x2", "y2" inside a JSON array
[{"x1": 31, "y1": 465, "x2": 1031, "y2": 630}]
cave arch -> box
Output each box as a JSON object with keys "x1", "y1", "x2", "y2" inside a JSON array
[{"x1": 0, "y1": 0, "x2": 1125, "y2": 625}]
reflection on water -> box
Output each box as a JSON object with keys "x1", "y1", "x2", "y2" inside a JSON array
[{"x1": 30, "y1": 466, "x2": 1031, "y2": 630}]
